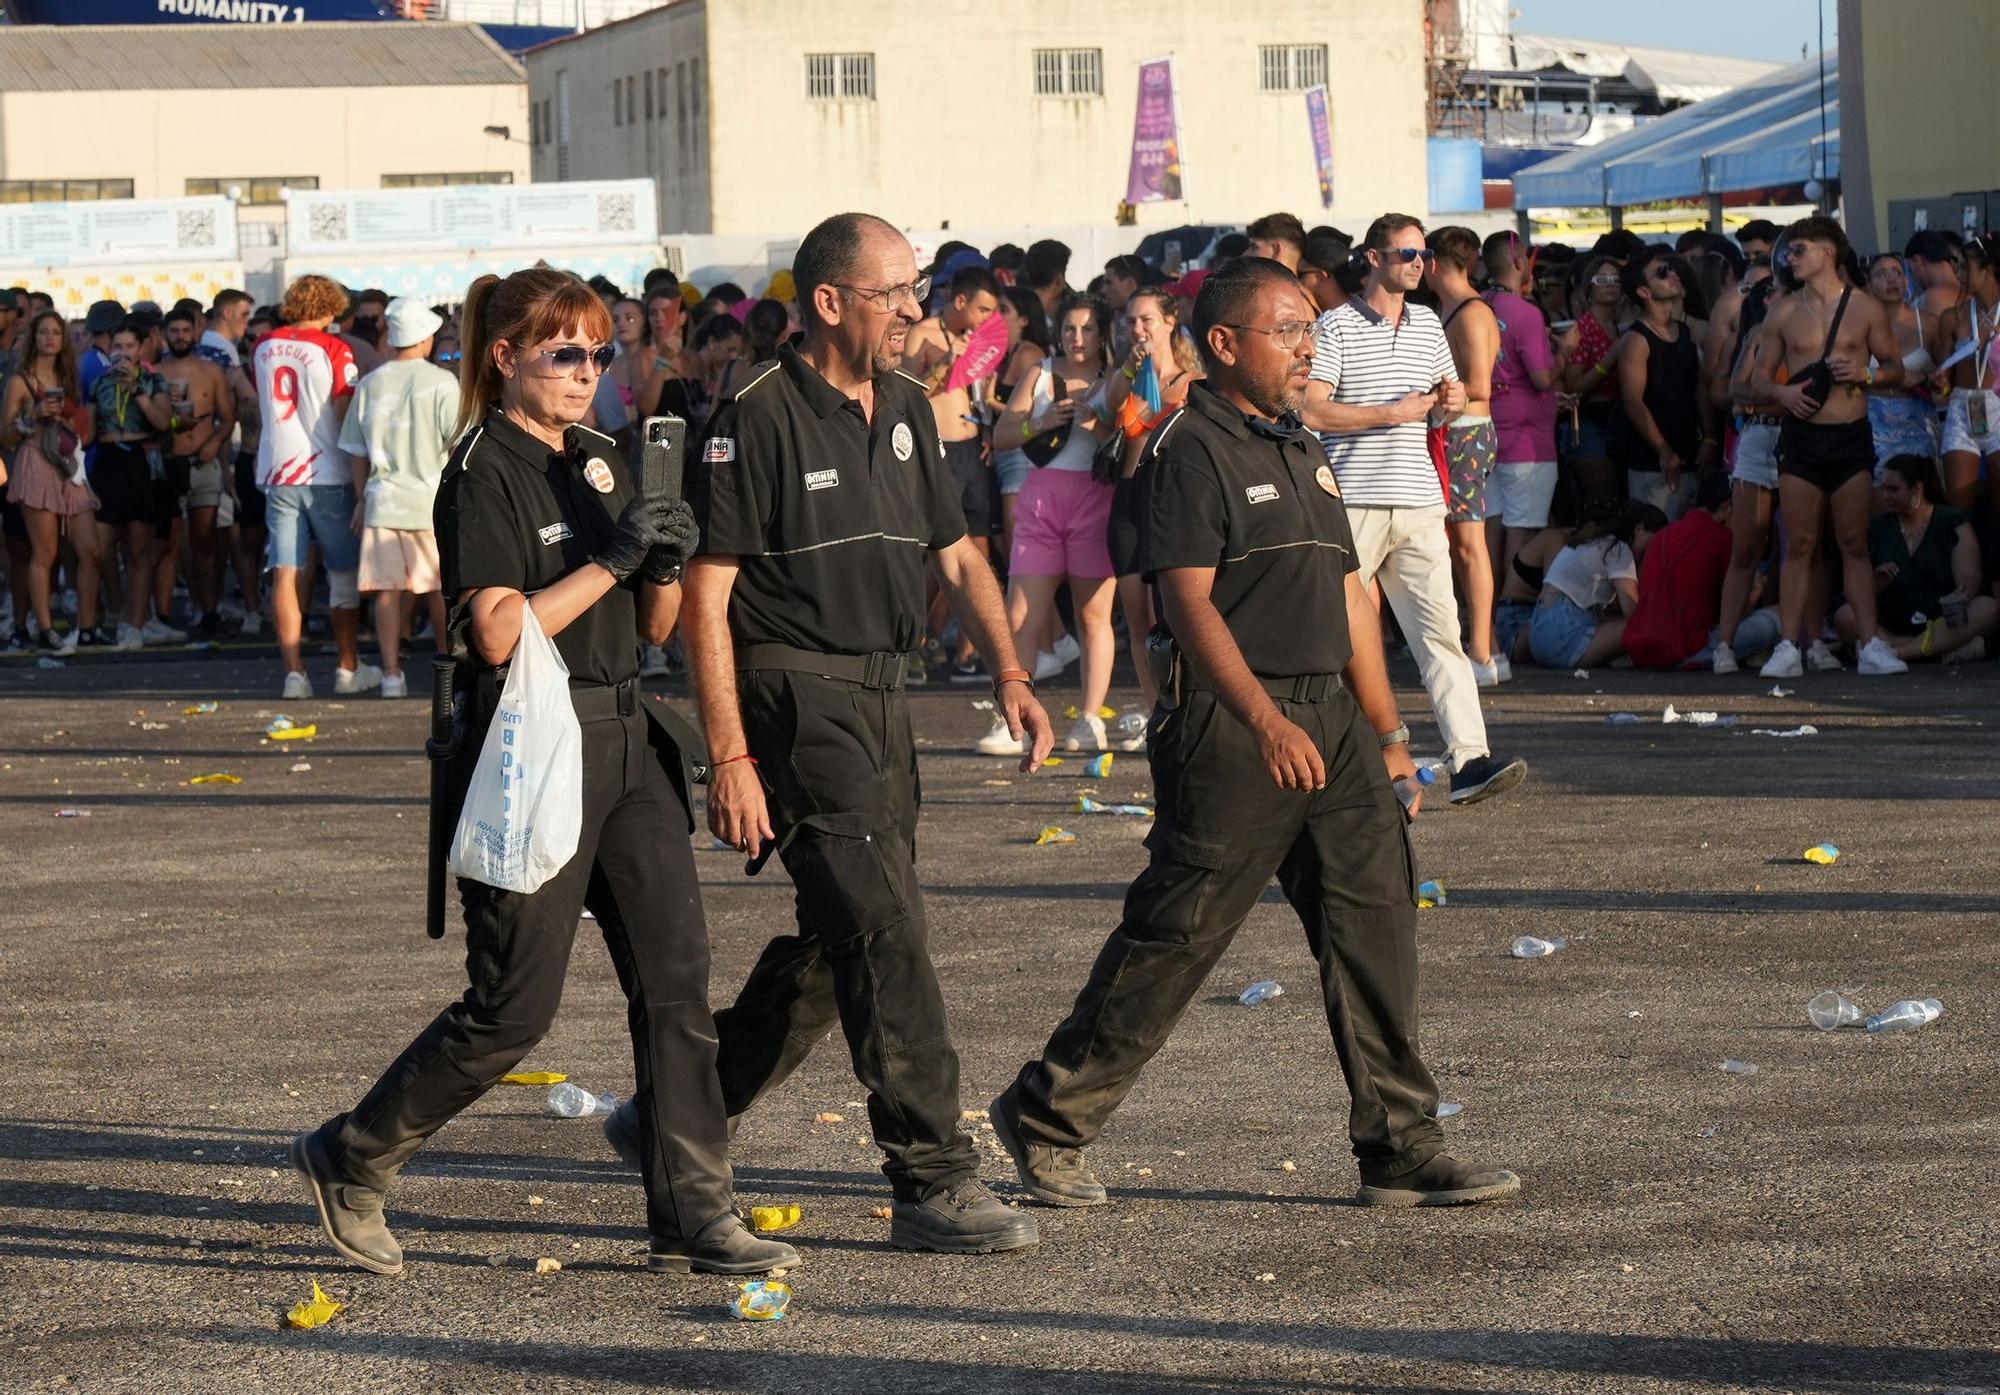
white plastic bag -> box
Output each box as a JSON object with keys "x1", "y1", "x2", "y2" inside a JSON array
[{"x1": 448, "y1": 601, "x2": 583, "y2": 893}]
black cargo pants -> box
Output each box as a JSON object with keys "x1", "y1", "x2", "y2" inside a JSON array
[
  {"x1": 326, "y1": 702, "x2": 734, "y2": 1245},
  {"x1": 711, "y1": 670, "x2": 980, "y2": 1200},
  {"x1": 1009, "y1": 685, "x2": 1446, "y2": 1175}
]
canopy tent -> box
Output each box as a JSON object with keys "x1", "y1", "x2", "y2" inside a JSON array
[
  {"x1": 1502, "y1": 33, "x2": 1779, "y2": 105},
  {"x1": 1703, "y1": 105, "x2": 1841, "y2": 194},
  {"x1": 1513, "y1": 50, "x2": 1836, "y2": 209}
]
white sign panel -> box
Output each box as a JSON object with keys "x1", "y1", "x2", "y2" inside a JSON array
[
  {"x1": 0, "y1": 196, "x2": 239, "y2": 270},
  {"x1": 288, "y1": 181, "x2": 657, "y2": 257}
]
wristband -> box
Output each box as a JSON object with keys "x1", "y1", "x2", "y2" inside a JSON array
[
  {"x1": 1122, "y1": 364, "x2": 1139, "y2": 381},
  {"x1": 993, "y1": 668, "x2": 1033, "y2": 695},
  {"x1": 712, "y1": 752, "x2": 758, "y2": 769},
  {"x1": 1376, "y1": 723, "x2": 1410, "y2": 749},
  {"x1": 1020, "y1": 419, "x2": 1035, "y2": 442}
]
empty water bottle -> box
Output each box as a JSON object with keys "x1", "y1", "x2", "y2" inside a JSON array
[
  {"x1": 546, "y1": 1083, "x2": 618, "y2": 1118},
  {"x1": 1238, "y1": 980, "x2": 1284, "y2": 1006},
  {"x1": 1865, "y1": 998, "x2": 1943, "y2": 1034},
  {"x1": 1116, "y1": 712, "x2": 1147, "y2": 737},
  {"x1": 1806, "y1": 990, "x2": 1862, "y2": 1031},
  {"x1": 1509, "y1": 935, "x2": 1567, "y2": 958}
]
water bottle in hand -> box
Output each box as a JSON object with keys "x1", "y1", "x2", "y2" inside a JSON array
[
  {"x1": 1865, "y1": 998, "x2": 1943, "y2": 1034},
  {"x1": 1394, "y1": 765, "x2": 1438, "y2": 813}
]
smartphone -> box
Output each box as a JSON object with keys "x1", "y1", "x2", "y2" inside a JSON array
[{"x1": 641, "y1": 414, "x2": 687, "y2": 501}]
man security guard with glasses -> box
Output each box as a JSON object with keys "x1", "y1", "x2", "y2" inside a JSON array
[
  {"x1": 990, "y1": 258, "x2": 1522, "y2": 1212},
  {"x1": 607, "y1": 212, "x2": 1056, "y2": 1254}
]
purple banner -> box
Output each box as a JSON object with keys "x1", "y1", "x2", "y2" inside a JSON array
[
  {"x1": 1306, "y1": 85, "x2": 1334, "y2": 210},
  {"x1": 1125, "y1": 59, "x2": 1184, "y2": 205}
]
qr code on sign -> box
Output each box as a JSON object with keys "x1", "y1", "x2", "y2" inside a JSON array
[
  {"x1": 309, "y1": 202, "x2": 350, "y2": 244},
  {"x1": 597, "y1": 193, "x2": 636, "y2": 234},
  {"x1": 175, "y1": 208, "x2": 217, "y2": 250}
]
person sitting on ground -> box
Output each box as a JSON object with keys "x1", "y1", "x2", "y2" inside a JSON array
[
  {"x1": 1494, "y1": 506, "x2": 1574, "y2": 666},
  {"x1": 1623, "y1": 470, "x2": 1780, "y2": 669},
  {"x1": 1526, "y1": 501, "x2": 1666, "y2": 670},
  {"x1": 1838, "y1": 454, "x2": 1997, "y2": 664}
]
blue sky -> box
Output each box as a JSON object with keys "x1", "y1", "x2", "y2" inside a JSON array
[{"x1": 1511, "y1": 0, "x2": 1831, "y2": 63}]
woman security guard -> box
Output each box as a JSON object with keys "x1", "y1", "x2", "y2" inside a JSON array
[{"x1": 290, "y1": 266, "x2": 798, "y2": 1278}]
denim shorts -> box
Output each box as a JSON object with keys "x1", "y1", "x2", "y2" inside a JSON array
[
  {"x1": 266, "y1": 482, "x2": 361, "y2": 573},
  {"x1": 1495, "y1": 598, "x2": 1536, "y2": 658},
  {"x1": 993, "y1": 448, "x2": 1033, "y2": 497},
  {"x1": 1528, "y1": 595, "x2": 1598, "y2": 669}
]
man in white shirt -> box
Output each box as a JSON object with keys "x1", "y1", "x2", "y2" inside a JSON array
[
  {"x1": 1302, "y1": 214, "x2": 1527, "y2": 805},
  {"x1": 336, "y1": 299, "x2": 461, "y2": 699}
]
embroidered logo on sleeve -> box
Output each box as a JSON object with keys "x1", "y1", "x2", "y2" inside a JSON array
[
  {"x1": 1245, "y1": 483, "x2": 1281, "y2": 504},
  {"x1": 805, "y1": 469, "x2": 839, "y2": 491},
  {"x1": 583, "y1": 459, "x2": 615, "y2": 493},
  {"x1": 704, "y1": 438, "x2": 736, "y2": 463},
  {"x1": 538, "y1": 522, "x2": 573, "y2": 545}
]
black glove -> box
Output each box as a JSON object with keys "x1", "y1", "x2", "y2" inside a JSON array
[
  {"x1": 641, "y1": 499, "x2": 700, "y2": 585},
  {"x1": 594, "y1": 492, "x2": 675, "y2": 581}
]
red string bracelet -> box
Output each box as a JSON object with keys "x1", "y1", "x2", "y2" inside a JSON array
[{"x1": 713, "y1": 753, "x2": 759, "y2": 768}]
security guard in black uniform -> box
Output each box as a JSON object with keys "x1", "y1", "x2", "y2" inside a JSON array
[
  {"x1": 660, "y1": 212, "x2": 1052, "y2": 1254},
  {"x1": 990, "y1": 259, "x2": 1522, "y2": 1210},
  {"x1": 290, "y1": 267, "x2": 798, "y2": 1278}
]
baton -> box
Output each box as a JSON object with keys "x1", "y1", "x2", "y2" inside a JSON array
[{"x1": 424, "y1": 652, "x2": 462, "y2": 939}]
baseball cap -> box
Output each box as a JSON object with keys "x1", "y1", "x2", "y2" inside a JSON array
[
  {"x1": 384, "y1": 297, "x2": 443, "y2": 349},
  {"x1": 0, "y1": 289, "x2": 17, "y2": 312},
  {"x1": 85, "y1": 299, "x2": 125, "y2": 333}
]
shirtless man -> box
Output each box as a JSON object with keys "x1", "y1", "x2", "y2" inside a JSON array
[
  {"x1": 905, "y1": 263, "x2": 1001, "y2": 677},
  {"x1": 1749, "y1": 216, "x2": 1907, "y2": 678},
  {"x1": 1928, "y1": 233, "x2": 2000, "y2": 522},
  {"x1": 1906, "y1": 230, "x2": 1964, "y2": 323},
  {"x1": 1424, "y1": 226, "x2": 1505, "y2": 681},
  {"x1": 155, "y1": 306, "x2": 234, "y2": 643}
]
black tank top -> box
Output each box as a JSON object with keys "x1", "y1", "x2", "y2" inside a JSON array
[{"x1": 1615, "y1": 320, "x2": 1701, "y2": 468}]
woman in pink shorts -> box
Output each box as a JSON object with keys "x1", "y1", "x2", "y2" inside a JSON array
[{"x1": 995, "y1": 296, "x2": 1116, "y2": 752}]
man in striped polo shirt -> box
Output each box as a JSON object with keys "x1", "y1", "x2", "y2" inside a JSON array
[{"x1": 1303, "y1": 213, "x2": 1527, "y2": 804}]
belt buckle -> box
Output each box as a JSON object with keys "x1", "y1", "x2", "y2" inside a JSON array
[
  {"x1": 1289, "y1": 675, "x2": 1313, "y2": 703},
  {"x1": 618, "y1": 678, "x2": 637, "y2": 716},
  {"x1": 862, "y1": 652, "x2": 889, "y2": 690}
]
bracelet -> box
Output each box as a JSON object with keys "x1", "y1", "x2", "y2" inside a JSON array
[
  {"x1": 712, "y1": 752, "x2": 758, "y2": 769},
  {"x1": 1020, "y1": 419, "x2": 1035, "y2": 442},
  {"x1": 993, "y1": 668, "x2": 1034, "y2": 695},
  {"x1": 1122, "y1": 364, "x2": 1139, "y2": 381},
  {"x1": 1377, "y1": 723, "x2": 1410, "y2": 749}
]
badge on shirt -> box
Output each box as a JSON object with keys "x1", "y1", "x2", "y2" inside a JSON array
[
  {"x1": 805, "y1": 469, "x2": 839, "y2": 491},
  {"x1": 583, "y1": 458, "x2": 615, "y2": 494},
  {"x1": 704, "y1": 438, "x2": 736, "y2": 463},
  {"x1": 1245, "y1": 483, "x2": 1280, "y2": 504},
  {"x1": 538, "y1": 522, "x2": 573, "y2": 546},
  {"x1": 891, "y1": 421, "x2": 914, "y2": 461},
  {"x1": 1315, "y1": 464, "x2": 1341, "y2": 497}
]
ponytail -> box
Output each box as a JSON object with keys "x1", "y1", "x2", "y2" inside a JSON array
[
  {"x1": 455, "y1": 273, "x2": 502, "y2": 438},
  {"x1": 453, "y1": 265, "x2": 615, "y2": 439}
]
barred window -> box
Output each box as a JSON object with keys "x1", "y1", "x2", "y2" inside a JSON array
[
  {"x1": 1033, "y1": 48, "x2": 1102, "y2": 97},
  {"x1": 0, "y1": 178, "x2": 135, "y2": 204},
  {"x1": 1259, "y1": 43, "x2": 1328, "y2": 92},
  {"x1": 185, "y1": 176, "x2": 316, "y2": 205},
  {"x1": 807, "y1": 52, "x2": 874, "y2": 101}
]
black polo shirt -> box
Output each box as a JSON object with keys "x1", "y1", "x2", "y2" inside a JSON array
[
  {"x1": 689, "y1": 344, "x2": 966, "y2": 656},
  {"x1": 436, "y1": 409, "x2": 642, "y2": 686},
  {"x1": 1142, "y1": 382, "x2": 1358, "y2": 678}
]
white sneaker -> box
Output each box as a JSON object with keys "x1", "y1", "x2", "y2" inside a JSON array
[
  {"x1": 380, "y1": 672, "x2": 409, "y2": 699},
  {"x1": 141, "y1": 617, "x2": 188, "y2": 645},
  {"x1": 1806, "y1": 640, "x2": 1843, "y2": 673},
  {"x1": 281, "y1": 670, "x2": 313, "y2": 700},
  {"x1": 1945, "y1": 636, "x2": 1987, "y2": 665},
  {"x1": 57, "y1": 628, "x2": 79, "y2": 655},
  {"x1": 1856, "y1": 635, "x2": 1909, "y2": 676},
  {"x1": 111, "y1": 623, "x2": 144, "y2": 653},
  {"x1": 1063, "y1": 712, "x2": 1107, "y2": 753},
  {"x1": 1758, "y1": 640, "x2": 1804, "y2": 679},
  {"x1": 1711, "y1": 642, "x2": 1738, "y2": 675},
  {"x1": 334, "y1": 662, "x2": 383, "y2": 695},
  {"x1": 238, "y1": 611, "x2": 263, "y2": 638},
  {"x1": 639, "y1": 643, "x2": 670, "y2": 677},
  {"x1": 1050, "y1": 632, "x2": 1081, "y2": 671},
  {"x1": 974, "y1": 716, "x2": 1023, "y2": 757},
  {"x1": 1469, "y1": 657, "x2": 1501, "y2": 688},
  {"x1": 1494, "y1": 652, "x2": 1512, "y2": 683},
  {"x1": 1032, "y1": 650, "x2": 1064, "y2": 682}
]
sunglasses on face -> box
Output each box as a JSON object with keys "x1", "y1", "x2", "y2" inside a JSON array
[
  {"x1": 1590, "y1": 274, "x2": 1621, "y2": 287},
  {"x1": 1747, "y1": 253, "x2": 1772, "y2": 267},
  {"x1": 1390, "y1": 248, "x2": 1437, "y2": 264},
  {"x1": 1649, "y1": 266, "x2": 1678, "y2": 281},
  {"x1": 535, "y1": 344, "x2": 616, "y2": 372}
]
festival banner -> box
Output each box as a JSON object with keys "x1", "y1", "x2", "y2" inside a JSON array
[
  {"x1": 1305, "y1": 85, "x2": 1335, "y2": 210},
  {"x1": 1124, "y1": 58, "x2": 1185, "y2": 205}
]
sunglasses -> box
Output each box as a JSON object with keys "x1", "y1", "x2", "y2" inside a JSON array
[
  {"x1": 1590, "y1": 274, "x2": 1621, "y2": 287},
  {"x1": 435, "y1": 350, "x2": 462, "y2": 363},
  {"x1": 535, "y1": 344, "x2": 616, "y2": 372},
  {"x1": 1390, "y1": 248, "x2": 1437, "y2": 264},
  {"x1": 1648, "y1": 266, "x2": 1678, "y2": 281}
]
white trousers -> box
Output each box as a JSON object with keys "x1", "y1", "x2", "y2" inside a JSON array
[{"x1": 1347, "y1": 503, "x2": 1490, "y2": 772}]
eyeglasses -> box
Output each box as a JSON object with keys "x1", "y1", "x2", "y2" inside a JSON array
[
  {"x1": 1225, "y1": 320, "x2": 1315, "y2": 350},
  {"x1": 1590, "y1": 274, "x2": 1621, "y2": 287},
  {"x1": 1746, "y1": 252, "x2": 1772, "y2": 267},
  {"x1": 1389, "y1": 248, "x2": 1437, "y2": 264},
  {"x1": 535, "y1": 344, "x2": 616, "y2": 372},
  {"x1": 833, "y1": 274, "x2": 932, "y2": 312}
]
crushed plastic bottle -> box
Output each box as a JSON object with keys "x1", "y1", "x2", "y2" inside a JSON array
[
  {"x1": 545, "y1": 1083, "x2": 618, "y2": 1118},
  {"x1": 1605, "y1": 712, "x2": 1642, "y2": 726},
  {"x1": 36, "y1": 656, "x2": 64, "y2": 669},
  {"x1": 53, "y1": 808, "x2": 90, "y2": 818},
  {"x1": 1865, "y1": 998, "x2": 1944, "y2": 1034},
  {"x1": 1077, "y1": 793, "x2": 1152, "y2": 816},
  {"x1": 1803, "y1": 843, "x2": 1839, "y2": 866},
  {"x1": 1086, "y1": 752, "x2": 1115, "y2": 779},
  {"x1": 1806, "y1": 990, "x2": 1862, "y2": 1031},
  {"x1": 1436, "y1": 1101, "x2": 1463, "y2": 1118},
  {"x1": 1720, "y1": 1059, "x2": 1759, "y2": 1076},
  {"x1": 1115, "y1": 712, "x2": 1147, "y2": 737},
  {"x1": 1416, "y1": 879, "x2": 1446, "y2": 908},
  {"x1": 1238, "y1": 980, "x2": 1284, "y2": 1006},
  {"x1": 730, "y1": 1280, "x2": 792, "y2": 1321},
  {"x1": 183, "y1": 701, "x2": 220, "y2": 715},
  {"x1": 1509, "y1": 935, "x2": 1567, "y2": 958}
]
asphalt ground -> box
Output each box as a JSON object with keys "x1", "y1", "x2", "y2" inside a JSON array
[{"x1": 2, "y1": 644, "x2": 1996, "y2": 1395}]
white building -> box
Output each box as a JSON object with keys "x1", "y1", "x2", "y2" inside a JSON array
[{"x1": 525, "y1": 0, "x2": 1432, "y2": 238}]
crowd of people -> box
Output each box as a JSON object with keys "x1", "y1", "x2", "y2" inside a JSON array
[{"x1": 4, "y1": 211, "x2": 1997, "y2": 724}]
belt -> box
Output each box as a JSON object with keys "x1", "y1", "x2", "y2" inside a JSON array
[
  {"x1": 1187, "y1": 671, "x2": 1343, "y2": 703},
  {"x1": 569, "y1": 676, "x2": 640, "y2": 720},
  {"x1": 736, "y1": 642, "x2": 908, "y2": 691}
]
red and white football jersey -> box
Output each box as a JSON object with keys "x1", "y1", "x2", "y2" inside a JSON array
[{"x1": 254, "y1": 326, "x2": 358, "y2": 487}]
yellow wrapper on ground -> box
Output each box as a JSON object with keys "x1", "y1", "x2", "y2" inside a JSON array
[
  {"x1": 1035, "y1": 826, "x2": 1077, "y2": 846},
  {"x1": 268, "y1": 725, "x2": 317, "y2": 742},
  {"x1": 190, "y1": 773, "x2": 242, "y2": 785},
  {"x1": 501, "y1": 1071, "x2": 568, "y2": 1085},
  {"x1": 731, "y1": 1280, "x2": 792, "y2": 1321},
  {"x1": 285, "y1": 1279, "x2": 345, "y2": 1329},
  {"x1": 1804, "y1": 844, "x2": 1839, "y2": 865},
  {"x1": 749, "y1": 1204, "x2": 802, "y2": 1234}
]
